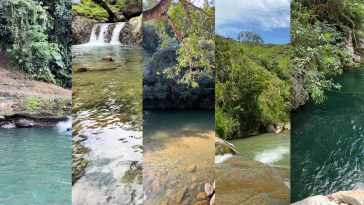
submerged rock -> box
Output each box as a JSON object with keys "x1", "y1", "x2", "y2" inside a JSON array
[
  {"x1": 101, "y1": 56, "x2": 113, "y2": 62},
  {"x1": 204, "y1": 183, "x2": 214, "y2": 197},
  {"x1": 76, "y1": 66, "x2": 90, "y2": 72},
  {"x1": 187, "y1": 164, "x2": 196, "y2": 172}
]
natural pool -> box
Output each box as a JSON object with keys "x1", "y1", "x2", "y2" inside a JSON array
[
  {"x1": 72, "y1": 43, "x2": 143, "y2": 204},
  {"x1": 0, "y1": 123, "x2": 72, "y2": 204},
  {"x1": 291, "y1": 65, "x2": 364, "y2": 202},
  {"x1": 143, "y1": 109, "x2": 215, "y2": 205},
  {"x1": 229, "y1": 133, "x2": 290, "y2": 167}
]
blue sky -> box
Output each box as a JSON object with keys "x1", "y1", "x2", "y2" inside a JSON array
[{"x1": 216, "y1": 0, "x2": 290, "y2": 44}]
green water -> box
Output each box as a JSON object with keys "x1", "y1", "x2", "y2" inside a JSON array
[
  {"x1": 143, "y1": 109, "x2": 215, "y2": 205},
  {"x1": 72, "y1": 44, "x2": 143, "y2": 204},
  {"x1": 0, "y1": 126, "x2": 71, "y2": 204},
  {"x1": 291, "y1": 65, "x2": 364, "y2": 202},
  {"x1": 229, "y1": 133, "x2": 290, "y2": 167}
]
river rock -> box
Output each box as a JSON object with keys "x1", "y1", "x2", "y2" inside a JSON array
[
  {"x1": 115, "y1": 12, "x2": 127, "y2": 22},
  {"x1": 275, "y1": 128, "x2": 281, "y2": 134},
  {"x1": 107, "y1": 0, "x2": 117, "y2": 5},
  {"x1": 15, "y1": 119, "x2": 34, "y2": 128},
  {"x1": 194, "y1": 200, "x2": 208, "y2": 205},
  {"x1": 204, "y1": 183, "x2": 214, "y2": 197},
  {"x1": 292, "y1": 195, "x2": 338, "y2": 205},
  {"x1": 265, "y1": 123, "x2": 275, "y2": 133},
  {"x1": 101, "y1": 56, "x2": 113, "y2": 62},
  {"x1": 210, "y1": 194, "x2": 215, "y2": 205},
  {"x1": 197, "y1": 192, "x2": 207, "y2": 200},
  {"x1": 72, "y1": 16, "x2": 98, "y2": 45},
  {"x1": 181, "y1": 197, "x2": 190, "y2": 205},
  {"x1": 119, "y1": 2, "x2": 142, "y2": 20},
  {"x1": 332, "y1": 190, "x2": 364, "y2": 205},
  {"x1": 118, "y1": 15, "x2": 142, "y2": 45},
  {"x1": 176, "y1": 187, "x2": 188, "y2": 203},
  {"x1": 215, "y1": 137, "x2": 239, "y2": 155},
  {"x1": 187, "y1": 165, "x2": 196, "y2": 172},
  {"x1": 216, "y1": 156, "x2": 290, "y2": 204},
  {"x1": 76, "y1": 66, "x2": 90, "y2": 72}
]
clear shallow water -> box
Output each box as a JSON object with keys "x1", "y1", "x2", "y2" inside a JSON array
[
  {"x1": 72, "y1": 44, "x2": 143, "y2": 204},
  {"x1": 230, "y1": 133, "x2": 291, "y2": 167},
  {"x1": 143, "y1": 109, "x2": 215, "y2": 205},
  {"x1": 0, "y1": 126, "x2": 72, "y2": 204},
  {"x1": 291, "y1": 65, "x2": 364, "y2": 202}
]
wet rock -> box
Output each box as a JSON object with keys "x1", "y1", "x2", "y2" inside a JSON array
[
  {"x1": 192, "y1": 176, "x2": 197, "y2": 182},
  {"x1": 162, "y1": 199, "x2": 169, "y2": 205},
  {"x1": 197, "y1": 192, "x2": 207, "y2": 200},
  {"x1": 187, "y1": 165, "x2": 196, "y2": 172},
  {"x1": 204, "y1": 183, "x2": 214, "y2": 197},
  {"x1": 101, "y1": 56, "x2": 113, "y2": 62},
  {"x1": 72, "y1": 16, "x2": 98, "y2": 45},
  {"x1": 210, "y1": 194, "x2": 215, "y2": 205},
  {"x1": 166, "y1": 189, "x2": 173, "y2": 196},
  {"x1": 291, "y1": 75, "x2": 309, "y2": 109},
  {"x1": 115, "y1": 12, "x2": 127, "y2": 22},
  {"x1": 332, "y1": 190, "x2": 364, "y2": 205},
  {"x1": 76, "y1": 66, "x2": 90, "y2": 72},
  {"x1": 292, "y1": 195, "x2": 338, "y2": 205},
  {"x1": 215, "y1": 137, "x2": 239, "y2": 155},
  {"x1": 176, "y1": 187, "x2": 188, "y2": 203},
  {"x1": 181, "y1": 197, "x2": 191, "y2": 205},
  {"x1": 15, "y1": 119, "x2": 34, "y2": 128},
  {"x1": 67, "y1": 127, "x2": 72, "y2": 131},
  {"x1": 0, "y1": 116, "x2": 4, "y2": 120},
  {"x1": 216, "y1": 156, "x2": 290, "y2": 204},
  {"x1": 190, "y1": 183, "x2": 196, "y2": 191},
  {"x1": 119, "y1": 16, "x2": 142, "y2": 45},
  {"x1": 194, "y1": 200, "x2": 208, "y2": 205}
]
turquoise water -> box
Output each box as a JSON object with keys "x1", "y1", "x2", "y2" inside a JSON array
[
  {"x1": 230, "y1": 133, "x2": 290, "y2": 167},
  {"x1": 291, "y1": 65, "x2": 364, "y2": 202},
  {"x1": 0, "y1": 126, "x2": 72, "y2": 204},
  {"x1": 143, "y1": 109, "x2": 215, "y2": 205}
]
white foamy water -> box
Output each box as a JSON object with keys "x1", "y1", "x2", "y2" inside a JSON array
[
  {"x1": 254, "y1": 146, "x2": 290, "y2": 165},
  {"x1": 215, "y1": 154, "x2": 233, "y2": 164},
  {"x1": 110, "y1": 22, "x2": 125, "y2": 44},
  {"x1": 89, "y1": 24, "x2": 109, "y2": 44},
  {"x1": 57, "y1": 116, "x2": 72, "y2": 132}
]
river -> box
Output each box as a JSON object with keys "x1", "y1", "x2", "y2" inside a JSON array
[
  {"x1": 71, "y1": 38, "x2": 143, "y2": 204},
  {"x1": 143, "y1": 109, "x2": 215, "y2": 205},
  {"x1": 291, "y1": 65, "x2": 364, "y2": 202},
  {"x1": 0, "y1": 121, "x2": 72, "y2": 204}
]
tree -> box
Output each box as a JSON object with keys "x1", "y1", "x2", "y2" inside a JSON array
[
  {"x1": 238, "y1": 30, "x2": 264, "y2": 54},
  {"x1": 143, "y1": 0, "x2": 215, "y2": 87},
  {"x1": 91, "y1": 0, "x2": 117, "y2": 22}
]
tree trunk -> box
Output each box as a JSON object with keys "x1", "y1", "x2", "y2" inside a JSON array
[
  {"x1": 93, "y1": 0, "x2": 116, "y2": 22},
  {"x1": 143, "y1": 0, "x2": 173, "y2": 22}
]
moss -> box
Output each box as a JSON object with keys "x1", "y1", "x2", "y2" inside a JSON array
[
  {"x1": 27, "y1": 96, "x2": 39, "y2": 115},
  {"x1": 42, "y1": 98, "x2": 54, "y2": 115},
  {"x1": 58, "y1": 98, "x2": 68, "y2": 118},
  {"x1": 72, "y1": 0, "x2": 122, "y2": 19}
]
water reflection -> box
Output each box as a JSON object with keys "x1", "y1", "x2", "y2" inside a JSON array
[{"x1": 72, "y1": 44, "x2": 142, "y2": 205}]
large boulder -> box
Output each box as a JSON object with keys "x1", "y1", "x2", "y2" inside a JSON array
[
  {"x1": 292, "y1": 195, "x2": 338, "y2": 205},
  {"x1": 119, "y1": 2, "x2": 142, "y2": 20},
  {"x1": 107, "y1": 0, "x2": 117, "y2": 5},
  {"x1": 215, "y1": 137, "x2": 239, "y2": 155},
  {"x1": 265, "y1": 123, "x2": 275, "y2": 133},
  {"x1": 119, "y1": 15, "x2": 142, "y2": 45},
  {"x1": 216, "y1": 156, "x2": 290, "y2": 204},
  {"x1": 293, "y1": 190, "x2": 364, "y2": 205},
  {"x1": 72, "y1": 16, "x2": 98, "y2": 45}
]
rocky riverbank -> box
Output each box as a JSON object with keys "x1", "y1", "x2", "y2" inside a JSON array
[
  {"x1": 0, "y1": 51, "x2": 71, "y2": 128},
  {"x1": 215, "y1": 136, "x2": 290, "y2": 204}
]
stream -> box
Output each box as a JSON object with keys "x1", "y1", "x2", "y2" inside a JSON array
[
  {"x1": 143, "y1": 109, "x2": 215, "y2": 205},
  {"x1": 291, "y1": 65, "x2": 364, "y2": 202}
]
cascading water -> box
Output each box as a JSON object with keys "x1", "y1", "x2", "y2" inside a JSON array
[
  {"x1": 110, "y1": 22, "x2": 125, "y2": 44},
  {"x1": 88, "y1": 22, "x2": 125, "y2": 45}
]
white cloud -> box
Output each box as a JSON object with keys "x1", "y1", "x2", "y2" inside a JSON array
[
  {"x1": 216, "y1": 0, "x2": 290, "y2": 30},
  {"x1": 216, "y1": 27, "x2": 243, "y2": 36}
]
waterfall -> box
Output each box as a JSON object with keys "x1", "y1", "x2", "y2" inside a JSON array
[
  {"x1": 88, "y1": 22, "x2": 125, "y2": 45},
  {"x1": 110, "y1": 22, "x2": 125, "y2": 44},
  {"x1": 89, "y1": 24, "x2": 109, "y2": 44}
]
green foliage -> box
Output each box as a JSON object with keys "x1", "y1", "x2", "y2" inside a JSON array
[
  {"x1": 0, "y1": 0, "x2": 72, "y2": 88},
  {"x1": 215, "y1": 34, "x2": 290, "y2": 140},
  {"x1": 237, "y1": 30, "x2": 264, "y2": 54},
  {"x1": 5, "y1": 106, "x2": 12, "y2": 116},
  {"x1": 291, "y1": 0, "x2": 360, "y2": 103},
  {"x1": 58, "y1": 98, "x2": 67, "y2": 118},
  {"x1": 42, "y1": 98, "x2": 54, "y2": 115},
  {"x1": 27, "y1": 96, "x2": 39, "y2": 115}
]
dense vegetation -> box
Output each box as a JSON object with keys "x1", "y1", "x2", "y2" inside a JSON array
[
  {"x1": 143, "y1": 0, "x2": 215, "y2": 109},
  {"x1": 215, "y1": 34, "x2": 290, "y2": 140},
  {"x1": 0, "y1": 0, "x2": 72, "y2": 88},
  {"x1": 291, "y1": 0, "x2": 364, "y2": 104}
]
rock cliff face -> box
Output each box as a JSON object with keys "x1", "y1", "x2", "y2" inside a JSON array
[
  {"x1": 119, "y1": 15, "x2": 142, "y2": 45},
  {"x1": 342, "y1": 32, "x2": 362, "y2": 66},
  {"x1": 72, "y1": 15, "x2": 98, "y2": 45},
  {"x1": 216, "y1": 156, "x2": 290, "y2": 205},
  {"x1": 290, "y1": 75, "x2": 309, "y2": 110}
]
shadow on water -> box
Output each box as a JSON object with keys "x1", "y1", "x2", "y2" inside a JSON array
[
  {"x1": 143, "y1": 109, "x2": 215, "y2": 205},
  {"x1": 291, "y1": 65, "x2": 364, "y2": 203},
  {"x1": 72, "y1": 44, "x2": 143, "y2": 205}
]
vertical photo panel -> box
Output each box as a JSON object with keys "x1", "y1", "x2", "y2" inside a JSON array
[
  {"x1": 142, "y1": 0, "x2": 215, "y2": 204},
  {"x1": 215, "y1": 0, "x2": 291, "y2": 204},
  {"x1": 0, "y1": 0, "x2": 72, "y2": 204},
  {"x1": 71, "y1": 0, "x2": 143, "y2": 204},
  {"x1": 291, "y1": 0, "x2": 364, "y2": 204}
]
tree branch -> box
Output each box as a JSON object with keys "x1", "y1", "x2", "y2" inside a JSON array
[
  {"x1": 178, "y1": 0, "x2": 211, "y2": 18},
  {"x1": 143, "y1": 0, "x2": 173, "y2": 22}
]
